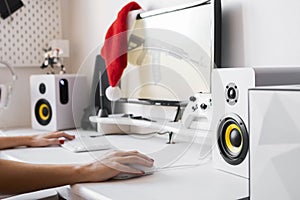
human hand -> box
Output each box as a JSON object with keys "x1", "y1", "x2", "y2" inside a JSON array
[
  {"x1": 81, "y1": 150, "x2": 154, "y2": 182},
  {"x1": 27, "y1": 131, "x2": 75, "y2": 147}
]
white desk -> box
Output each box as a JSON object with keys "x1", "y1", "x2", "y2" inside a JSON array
[
  {"x1": 72, "y1": 164, "x2": 249, "y2": 200},
  {"x1": 0, "y1": 128, "x2": 249, "y2": 200}
]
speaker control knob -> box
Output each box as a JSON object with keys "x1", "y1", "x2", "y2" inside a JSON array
[{"x1": 200, "y1": 103, "x2": 208, "y2": 110}]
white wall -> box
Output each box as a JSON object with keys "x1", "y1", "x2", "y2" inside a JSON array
[
  {"x1": 245, "y1": 0, "x2": 300, "y2": 67},
  {"x1": 221, "y1": 0, "x2": 300, "y2": 67}
]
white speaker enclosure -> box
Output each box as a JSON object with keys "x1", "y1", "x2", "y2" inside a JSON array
[
  {"x1": 212, "y1": 67, "x2": 300, "y2": 180},
  {"x1": 249, "y1": 86, "x2": 300, "y2": 199},
  {"x1": 30, "y1": 74, "x2": 89, "y2": 131}
]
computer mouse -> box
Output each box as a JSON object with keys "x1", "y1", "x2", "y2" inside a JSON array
[{"x1": 112, "y1": 164, "x2": 157, "y2": 180}]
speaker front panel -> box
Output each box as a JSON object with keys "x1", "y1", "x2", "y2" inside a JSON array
[
  {"x1": 212, "y1": 68, "x2": 255, "y2": 180},
  {"x1": 30, "y1": 75, "x2": 58, "y2": 131}
]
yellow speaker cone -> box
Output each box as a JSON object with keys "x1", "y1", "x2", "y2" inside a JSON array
[
  {"x1": 39, "y1": 103, "x2": 50, "y2": 121},
  {"x1": 35, "y1": 99, "x2": 52, "y2": 126},
  {"x1": 217, "y1": 114, "x2": 249, "y2": 165},
  {"x1": 225, "y1": 124, "x2": 243, "y2": 155}
]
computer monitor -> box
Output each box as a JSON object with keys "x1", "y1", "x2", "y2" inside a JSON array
[
  {"x1": 80, "y1": 55, "x2": 112, "y2": 129},
  {"x1": 122, "y1": 0, "x2": 221, "y2": 102}
]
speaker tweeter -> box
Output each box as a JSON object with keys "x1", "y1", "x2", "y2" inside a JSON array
[{"x1": 225, "y1": 83, "x2": 239, "y2": 105}]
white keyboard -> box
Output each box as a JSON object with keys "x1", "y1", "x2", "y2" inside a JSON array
[{"x1": 61, "y1": 136, "x2": 111, "y2": 153}]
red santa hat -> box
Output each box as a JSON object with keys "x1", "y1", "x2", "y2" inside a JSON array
[{"x1": 101, "y1": 2, "x2": 142, "y2": 101}]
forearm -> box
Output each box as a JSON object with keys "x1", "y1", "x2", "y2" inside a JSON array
[
  {"x1": 0, "y1": 159, "x2": 85, "y2": 194},
  {"x1": 0, "y1": 136, "x2": 32, "y2": 149},
  {"x1": 0, "y1": 150, "x2": 153, "y2": 195}
]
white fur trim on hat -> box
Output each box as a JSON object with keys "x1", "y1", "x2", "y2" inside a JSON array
[{"x1": 106, "y1": 86, "x2": 122, "y2": 101}]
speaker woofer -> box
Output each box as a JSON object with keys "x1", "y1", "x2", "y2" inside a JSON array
[
  {"x1": 35, "y1": 99, "x2": 52, "y2": 126},
  {"x1": 217, "y1": 114, "x2": 248, "y2": 165}
]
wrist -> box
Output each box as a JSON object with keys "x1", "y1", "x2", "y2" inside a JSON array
[
  {"x1": 23, "y1": 135, "x2": 34, "y2": 147},
  {"x1": 72, "y1": 163, "x2": 95, "y2": 183},
  {"x1": 76, "y1": 162, "x2": 119, "y2": 183},
  {"x1": 66, "y1": 164, "x2": 89, "y2": 184}
]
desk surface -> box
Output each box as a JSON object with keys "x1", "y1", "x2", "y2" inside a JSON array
[
  {"x1": 0, "y1": 128, "x2": 248, "y2": 200},
  {"x1": 72, "y1": 164, "x2": 248, "y2": 200}
]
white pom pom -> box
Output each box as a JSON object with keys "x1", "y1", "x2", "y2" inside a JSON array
[{"x1": 106, "y1": 86, "x2": 122, "y2": 101}]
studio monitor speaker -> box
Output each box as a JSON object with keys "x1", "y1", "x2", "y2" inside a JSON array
[
  {"x1": 30, "y1": 74, "x2": 89, "y2": 131},
  {"x1": 212, "y1": 67, "x2": 300, "y2": 180},
  {"x1": 249, "y1": 86, "x2": 300, "y2": 199}
]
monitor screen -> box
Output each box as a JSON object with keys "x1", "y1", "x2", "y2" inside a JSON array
[{"x1": 121, "y1": 0, "x2": 221, "y2": 102}]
